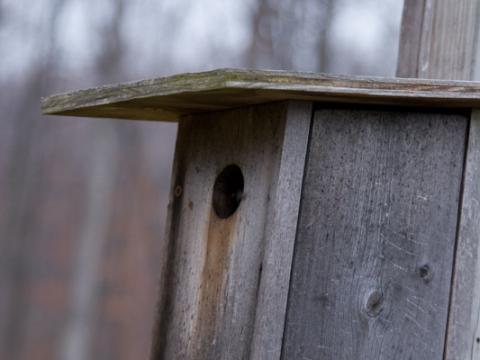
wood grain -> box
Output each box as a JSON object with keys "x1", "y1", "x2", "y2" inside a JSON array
[
  {"x1": 445, "y1": 110, "x2": 480, "y2": 360},
  {"x1": 419, "y1": 0, "x2": 479, "y2": 80},
  {"x1": 41, "y1": 69, "x2": 480, "y2": 122},
  {"x1": 398, "y1": 0, "x2": 480, "y2": 358},
  {"x1": 149, "y1": 101, "x2": 312, "y2": 360},
  {"x1": 249, "y1": 102, "x2": 311, "y2": 360},
  {"x1": 397, "y1": 0, "x2": 427, "y2": 78},
  {"x1": 282, "y1": 108, "x2": 467, "y2": 359},
  {"x1": 397, "y1": 0, "x2": 479, "y2": 80}
]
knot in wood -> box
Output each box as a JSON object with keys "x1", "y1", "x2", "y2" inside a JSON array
[
  {"x1": 365, "y1": 290, "x2": 384, "y2": 317},
  {"x1": 174, "y1": 184, "x2": 183, "y2": 197},
  {"x1": 418, "y1": 264, "x2": 433, "y2": 283}
]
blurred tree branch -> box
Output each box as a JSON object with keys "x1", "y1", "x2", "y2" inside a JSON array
[
  {"x1": 316, "y1": 0, "x2": 334, "y2": 72},
  {"x1": 246, "y1": 0, "x2": 335, "y2": 72},
  {"x1": 96, "y1": 0, "x2": 126, "y2": 81},
  {"x1": 246, "y1": 0, "x2": 276, "y2": 68}
]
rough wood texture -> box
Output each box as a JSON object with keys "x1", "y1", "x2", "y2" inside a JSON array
[
  {"x1": 396, "y1": 0, "x2": 427, "y2": 78},
  {"x1": 150, "y1": 101, "x2": 312, "y2": 360},
  {"x1": 282, "y1": 109, "x2": 467, "y2": 359},
  {"x1": 41, "y1": 69, "x2": 480, "y2": 122},
  {"x1": 397, "y1": 0, "x2": 479, "y2": 80},
  {"x1": 445, "y1": 110, "x2": 480, "y2": 360},
  {"x1": 398, "y1": 0, "x2": 480, "y2": 358},
  {"x1": 249, "y1": 102, "x2": 312, "y2": 360}
]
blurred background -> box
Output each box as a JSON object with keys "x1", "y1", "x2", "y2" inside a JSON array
[{"x1": 0, "y1": 0, "x2": 403, "y2": 359}]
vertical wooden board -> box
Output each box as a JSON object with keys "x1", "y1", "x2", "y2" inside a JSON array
[
  {"x1": 396, "y1": 0, "x2": 428, "y2": 78},
  {"x1": 445, "y1": 109, "x2": 480, "y2": 360},
  {"x1": 250, "y1": 102, "x2": 312, "y2": 360},
  {"x1": 397, "y1": 0, "x2": 479, "y2": 80},
  {"x1": 397, "y1": 1, "x2": 480, "y2": 357},
  {"x1": 282, "y1": 109, "x2": 467, "y2": 359},
  {"x1": 150, "y1": 101, "x2": 312, "y2": 360}
]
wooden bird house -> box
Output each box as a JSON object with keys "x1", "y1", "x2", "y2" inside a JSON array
[{"x1": 42, "y1": 69, "x2": 480, "y2": 359}]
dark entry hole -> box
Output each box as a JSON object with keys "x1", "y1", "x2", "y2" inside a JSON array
[{"x1": 212, "y1": 164, "x2": 244, "y2": 219}]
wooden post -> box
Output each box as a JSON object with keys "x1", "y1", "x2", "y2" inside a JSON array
[
  {"x1": 42, "y1": 69, "x2": 480, "y2": 359},
  {"x1": 397, "y1": 0, "x2": 479, "y2": 80},
  {"x1": 398, "y1": 1, "x2": 480, "y2": 358}
]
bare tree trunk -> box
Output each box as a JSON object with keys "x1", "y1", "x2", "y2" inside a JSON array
[
  {"x1": 0, "y1": 1, "x2": 69, "y2": 358},
  {"x1": 245, "y1": 0, "x2": 276, "y2": 68},
  {"x1": 0, "y1": 0, "x2": 173, "y2": 359},
  {"x1": 61, "y1": 1, "x2": 126, "y2": 359},
  {"x1": 316, "y1": 0, "x2": 334, "y2": 73},
  {"x1": 245, "y1": 0, "x2": 335, "y2": 72},
  {"x1": 61, "y1": 126, "x2": 118, "y2": 360}
]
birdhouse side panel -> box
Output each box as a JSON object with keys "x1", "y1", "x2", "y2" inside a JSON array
[{"x1": 283, "y1": 108, "x2": 467, "y2": 359}]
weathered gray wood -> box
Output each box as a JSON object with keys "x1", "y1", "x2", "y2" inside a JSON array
[
  {"x1": 396, "y1": 0, "x2": 427, "y2": 78},
  {"x1": 149, "y1": 101, "x2": 312, "y2": 360},
  {"x1": 398, "y1": 1, "x2": 480, "y2": 358},
  {"x1": 421, "y1": 0, "x2": 479, "y2": 80},
  {"x1": 249, "y1": 102, "x2": 312, "y2": 360},
  {"x1": 397, "y1": 0, "x2": 479, "y2": 80},
  {"x1": 41, "y1": 69, "x2": 480, "y2": 122},
  {"x1": 282, "y1": 109, "x2": 467, "y2": 359},
  {"x1": 445, "y1": 110, "x2": 480, "y2": 360}
]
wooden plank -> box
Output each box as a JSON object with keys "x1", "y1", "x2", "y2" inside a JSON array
[
  {"x1": 418, "y1": 0, "x2": 479, "y2": 80},
  {"x1": 41, "y1": 69, "x2": 480, "y2": 122},
  {"x1": 397, "y1": 0, "x2": 479, "y2": 80},
  {"x1": 396, "y1": 0, "x2": 427, "y2": 78},
  {"x1": 398, "y1": 1, "x2": 480, "y2": 358},
  {"x1": 445, "y1": 110, "x2": 480, "y2": 360},
  {"x1": 149, "y1": 101, "x2": 312, "y2": 360},
  {"x1": 249, "y1": 102, "x2": 312, "y2": 360},
  {"x1": 282, "y1": 108, "x2": 467, "y2": 359}
]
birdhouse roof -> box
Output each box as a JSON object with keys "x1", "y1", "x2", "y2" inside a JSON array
[{"x1": 42, "y1": 68, "x2": 480, "y2": 122}]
